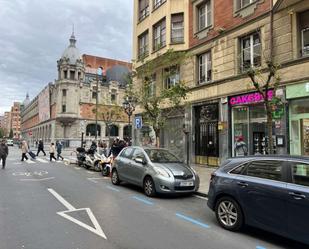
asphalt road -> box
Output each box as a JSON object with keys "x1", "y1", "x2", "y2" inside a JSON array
[{"x1": 0, "y1": 147, "x2": 307, "y2": 249}]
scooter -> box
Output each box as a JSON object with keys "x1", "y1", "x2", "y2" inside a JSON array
[
  {"x1": 100, "y1": 154, "x2": 113, "y2": 176},
  {"x1": 84, "y1": 152, "x2": 103, "y2": 172}
]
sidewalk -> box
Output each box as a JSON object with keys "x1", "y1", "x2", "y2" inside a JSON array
[{"x1": 191, "y1": 164, "x2": 216, "y2": 197}]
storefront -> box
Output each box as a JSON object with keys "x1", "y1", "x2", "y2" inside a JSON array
[
  {"x1": 287, "y1": 82, "x2": 309, "y2": 156},
  {"x1": 229, "y1": 90, "x2": 286, "y2": 156}
]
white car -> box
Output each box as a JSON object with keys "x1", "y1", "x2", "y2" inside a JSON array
[{"x1": 6, "y1": 139, "x2": 14, "y2": 146}]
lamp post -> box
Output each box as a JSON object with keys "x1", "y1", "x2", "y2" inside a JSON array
[
  {"x1": 122, "y1": 97, "x2": 136, "y2": 142},
  {"x1": 95, "y1": 67, "x2": 103, "y2": 141}
]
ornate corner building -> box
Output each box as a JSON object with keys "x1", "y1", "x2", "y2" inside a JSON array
[{"x1": 21, "y1": 33, "x2": 132, "y2": 146}]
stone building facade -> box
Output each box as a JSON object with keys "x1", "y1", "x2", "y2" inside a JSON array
[
  {"x1": 21, "y1": 33, "x2": 132, "y2": 147},
  {"x1": 132, "y1": 0, "x2": 309, "y2": 165}
]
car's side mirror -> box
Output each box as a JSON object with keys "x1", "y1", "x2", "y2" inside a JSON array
[{"x1": 135, "y1": 157, "x2": 147, "y2": 165}]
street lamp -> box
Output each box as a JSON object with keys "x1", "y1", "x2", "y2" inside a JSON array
[
  {"x1": 122, "y1": 96, "x2": 136, "y2": 142},
  {"x1": 95, "y1": 67, "x2": 103, "y2": 141}
]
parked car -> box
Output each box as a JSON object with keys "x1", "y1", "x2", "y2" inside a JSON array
[
  {"x1": 207, "y1": 156, "x2": 309, "y2": 245},
  {"x1": 111, "y1": 146, "x2": 200, "y2": 197},
  {"x1": 6, "y1": 139, "x2": 14, "y2": 146}
]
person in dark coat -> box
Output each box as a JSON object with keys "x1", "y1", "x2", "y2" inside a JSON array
[
  {"x1": 36, "y1": 139, "x2": 46, "y2": 156},
  {"x1": 0, "y1": 139, "x2": 9, "y2": 169},
  {"x1": 56, "y1": 141, "x2": 64, "y2": 160}
]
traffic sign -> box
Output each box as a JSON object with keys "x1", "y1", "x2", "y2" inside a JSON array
[{"x1": 135, "y1": 116, "x2": 142, "y2": 129}]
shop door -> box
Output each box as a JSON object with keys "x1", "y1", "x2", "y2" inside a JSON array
[
  {"x1": 290, "y1": 120, "x2": 301, "y2": 155},
  {"x1": 195, "y1": 104, "x2": 219, "y2": 162},
  {"x1": 301, "y1": 119, "x2": 309, "y2": 156}
]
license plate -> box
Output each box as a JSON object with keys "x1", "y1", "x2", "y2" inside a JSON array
[{"x1": 180, "y1": 181, "x2": 194, "y2": 187}]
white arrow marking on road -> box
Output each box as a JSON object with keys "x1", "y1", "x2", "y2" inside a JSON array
[{"x1": 47, "y1": 188, "x2": 107, "y2": 240}]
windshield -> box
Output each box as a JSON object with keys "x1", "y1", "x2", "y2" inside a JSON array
[{"x1": 144, "y1": 149, "x2": 181, "y2": 163}]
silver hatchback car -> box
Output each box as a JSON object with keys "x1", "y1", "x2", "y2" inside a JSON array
[{"x1": 111, "y1": 146, "x2": 200, "y2": 197}]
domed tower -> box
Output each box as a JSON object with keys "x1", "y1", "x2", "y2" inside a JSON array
[
  {"x1": 57, "y1": 32, "x2": 85, "y2": 81},
  {"x1": 23, "y1": 93, "x2": 30, "y2": 107}
]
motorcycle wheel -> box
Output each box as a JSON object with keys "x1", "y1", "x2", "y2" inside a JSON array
[
  {"x1": 94, "y1": 161, "x2": 101, "y2": 172},
  {"x1": 102, "y1": 165, "x2": 110, "y2": 176}
]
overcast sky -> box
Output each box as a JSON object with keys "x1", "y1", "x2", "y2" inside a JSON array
[{"x1": 0, "y1": 0, "x2": 133, "y2": 115}]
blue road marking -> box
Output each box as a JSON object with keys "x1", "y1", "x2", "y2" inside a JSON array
[
  {"x1": 256, "y1": 246, "x2": 267, "y2": 249},
  {"x1": 175, "y1": 213, "x2": 210, "y2": 229},
  {"x1": 132, "y1": 196, "x2": 154, "y2": 206},
  {"x1": 106, "y1": 186, "x2": 120, "y2": 192}
]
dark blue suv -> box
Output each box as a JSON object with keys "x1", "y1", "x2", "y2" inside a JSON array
[{"x1": 207, "y1": 156, "x2": 309, "y2": 245}]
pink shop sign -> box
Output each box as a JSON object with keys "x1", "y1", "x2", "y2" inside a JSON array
[{"x1": 229, "y1": 90, "x2": 274, "y2": 106}]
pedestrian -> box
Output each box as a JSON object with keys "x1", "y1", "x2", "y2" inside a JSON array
[
  {"x1": 56, "y1": 141, "x2": 64, "y2": 161},
  {"x1": 21, "y1": 140, "x2": 29, "y2": 161},
  {"x1": 0, "y1": 139, "x2": 9, "y2": 169},
  {"x1": 36, "y1": 139, "x2": 46, "y2": 156},
  {"x1": 234, "y1": 136, "x2": 248, "y2": 156},
  {"x1": 49, "y1": 143, "x2": 57, "y2": 161}
]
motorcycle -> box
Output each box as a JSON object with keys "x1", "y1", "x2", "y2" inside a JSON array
[{"x1": 76, "y1": 147, "x2": 86, "y2": 167}]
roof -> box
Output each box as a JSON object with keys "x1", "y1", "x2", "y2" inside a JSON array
[
  {"x1": 227, "y1": 155, "x2": 309, "y2": 162},
  {"x1": 61, "y1": 33, "x2": 81, "y2": 65}
]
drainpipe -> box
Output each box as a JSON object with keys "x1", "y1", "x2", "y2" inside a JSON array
[{"x1": 270, "y1": 0, "x2": 274, "y2": 61}]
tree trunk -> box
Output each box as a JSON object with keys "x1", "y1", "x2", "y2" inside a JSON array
[{"x1": 154, "y1": 127, "x2": 160, "y2": 148}]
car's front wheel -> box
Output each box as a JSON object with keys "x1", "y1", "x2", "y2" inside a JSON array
[
  {"x1": 215, "y1": 196, "x2": 243, "y2": 231},
  {"x1": 143, "y1": 177, "x2": 156, "y2": 197},
  {"x1": 111, "y1": 169, "x2": 120, "y2": 185}
]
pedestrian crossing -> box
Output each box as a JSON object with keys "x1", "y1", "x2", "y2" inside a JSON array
[{"x1": 13, "y1": 157, "x2": 68, "y2": 165}]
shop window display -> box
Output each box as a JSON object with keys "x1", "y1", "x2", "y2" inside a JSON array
[{"x1": 232, "y1": 105, "x2": 276, "y2": 156}]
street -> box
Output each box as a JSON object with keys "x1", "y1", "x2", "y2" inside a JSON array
[{"x1": 0, "y1": 147, "x2": 307, "y2": 249}]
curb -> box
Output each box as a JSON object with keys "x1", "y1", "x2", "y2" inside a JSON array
[{"x1": 195, "y1": 191, "x2": 208, "y2": 198}]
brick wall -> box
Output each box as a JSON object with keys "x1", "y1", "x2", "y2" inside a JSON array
[{"x1": 189, "y1": 0, "x2": 270, "y2": 48}]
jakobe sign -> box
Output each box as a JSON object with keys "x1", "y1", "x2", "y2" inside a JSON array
[{"x1": 135, "y1": 116, "x2": 142, "y2": 129}]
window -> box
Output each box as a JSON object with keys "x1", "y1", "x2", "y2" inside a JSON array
[
  {"x1": 64, "y1": 70, "x2": 68, "y2": 79},
  {"x1": 139, "y1": 0, "x2": 149, "y2": 21},
  {"x1": 153, "y1": 0, "x2": 166, "y2": 10},
  {"x1": 230, "y1": 164, "x2": 247, "y2": 174},
  {"x1": 198, "y1": 1, "x2": 211, "y2": 31},
  {"x1": 120, "y1": 147, "x2": 134, "y2": 159},
  {"x1": 240, "y1": 0, "x2": 254, "y2": 8},
  {"x1": 164, "y1": 66, "x2": 180, "y2": 89},
  {"x1": 86, "y1": 124, "x2": 101, "y2": 137},
  {"x1": 62, "y1": 89, "x2": 67, "y2": 97},
  {"x1": 299, "y1": 10, "x2": 309, "y2": 57},
  {"x1": 62, "y1": 105, "x2": 66, "y2": 113},
  {"x1": 132, "y1": 149, "x2": 145, "y2": 160},
  {"x1": 78, "y1": 72, "x2": 81, "y2": 80},
  {"x1": 240, "y1": 32, "x2": 261, "y2": 72},
  {"x1": 147, "y1": 74, "x2": 156, "y2": 97},
  {"x1": 198, "y1": 51, "x2": 212, "y2": 84},
  {"x1": 138, "y1": 31, "x2": 149, "y2": 59},
  {"x1": 107, "y1": 124, "x2": 119, "y2": 137},
  {"x1": 243, "y1": 160, "x2": 283, "y2": 181},
  {"x1": 70, "y1": 70, "x2": 75, "y2": 80},
  {"x1": 153, "y1": 19, "x2": 166, "y2": 51},
  {"x1": 92, "y1": 91, "x2": 97, "y2": 99},
  {"x1": 171, "y1": 13, "x2": 184, "y2": 43},
  {"x1": 111, "y1": 89, "x2": 117, "y2": 103},
  {"x1": 291, "y1": 163, "x2": 309, "y2": 187}
]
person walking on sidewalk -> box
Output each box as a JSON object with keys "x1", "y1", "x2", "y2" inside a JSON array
[
  {"x1": 0, "y1": 139, "x2": 9, "y2": 169},
  {"x1": 49, "y1": 143, "x2": 57, "y2": 162},
  {"x1": 56, "y1": 141, "x2": 64, "y2": 161},
  {"x1": 21, "y1": 141, "x2": 29, "y2": 161},
  {"x1": 36, "y1": 139, "x2": 46, "y2": 156}
]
